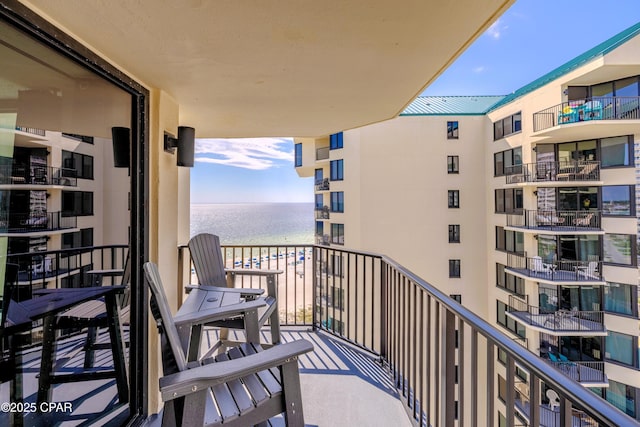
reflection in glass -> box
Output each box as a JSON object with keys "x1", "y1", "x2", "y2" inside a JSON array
[
  {"x1": 602, "y1": 186, "x2": 631, "y2": 216},
  {"x1": 1, "y1": 19, "x2": 131, "y2": 425}
]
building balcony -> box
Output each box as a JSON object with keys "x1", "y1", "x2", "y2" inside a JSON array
[
  {"x1": 0, "y1": 165, "x2": 78, "y2": 188},
  {"x1": 316, "y1": 146, "x2": 330, "y2": 161},
  {"x1": 315, "y1": 206, "x2": 330, "y2": 219},
  {"x1": 1, "y1": 243, "x2": 634, "y2": 427},
  {"x1": 506, "y1": 253, "x2": 605, "y2": 285},
  {"x1": 0, "y1": 211, "x2": 77, "y2": 236},
  {"x1": 515, "y1": 386, "x2": 604, "y2": 426},
  {"x1": 532, "y1": 97, "x2": 640, "y2": 143},
  {"x1": 506, "y1": 295, "x2": 606, "y2": 337},
  {"x1": 544, "y1": 359, "x2": 608, "y2": 388},
  {"x1": 505, "y1": 161, "x2": 601, "y2": 186},
  {"x1": 505, "y1": 210, "x2": 603, "y2": 235},
  {"x1": 315, "y1": 178, "x2": 330, "y2": 192},
  {"x1": 315, "y1": 233, "x2": 330, "y2": 245}
]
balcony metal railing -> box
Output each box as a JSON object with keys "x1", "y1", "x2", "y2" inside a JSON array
[
  {"x1": 0, "y1": 211, "x2": 77, "y2": 234},
  {"x1": 506, "y1": 253, "x2": 603, "y2": 283},
  {"x1": 507, "y1": 210, "x2": 602, "y2": 231},
  {"x1": 315, "y1": 178, "x2": 330, "y2": 191},
  {"x1": 2, "y1": 244, "x2": 128, "y2": 347},
  {"x1": 505, "y1": 160, "x2": 600, "y2": 184},
  {"x1": 533, "y1": 96, "x2": 640, "y2": 132},
  {"x1": 315, "y1": 234, "x2": 330, "y2": 245},
  {"x1": 15, "y1": 126, "x2": 46, "y2": 136},
  {"x1": 316, "y1": 146, "x2": 330, "y2": 161},
  {"x1": 5, "y1": 244, "x2": 128, "y2": 293},
  {"x1": 315, "y1": 206, "x2": 330, "y2": 219},
  {"x1": 0, "y1": 165, "x2": 78, "y2": 186},
  {"x1": 507, "y1": 295, "x2": 605, "y2": 334},
  {"x1": 546, "y1": 360, "x2": 607, "y2": 385},
  {"x1": 174, "y1": 243, "x2": 636, "y2": 426}
]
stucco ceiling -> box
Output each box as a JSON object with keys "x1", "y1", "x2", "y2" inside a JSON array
[{"x1": 23, "y1": 0, "x2": 513, "y2": 138}]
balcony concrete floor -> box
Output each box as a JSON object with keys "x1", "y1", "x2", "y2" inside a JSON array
[{"x1": 1, "y1": 328, "x2": 412, "y2": 426}]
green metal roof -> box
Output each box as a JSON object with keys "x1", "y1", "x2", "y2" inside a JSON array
[
  {"x1": 401, "y1": 95, "x2": 505, "y2": 116},
  {"x1": 488, "y1": 21, "x2": 640, "y2": 112}
]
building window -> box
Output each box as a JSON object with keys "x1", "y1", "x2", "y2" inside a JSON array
[
  {"x1": 448, "y1": 190, "x2": 459, "y2": 208},
  {"x1": 600, "y1": 135, "x2": 632, "y2": 167},
  {"x1": 62, "y1": 228, "x2": 94, "y2": 249},
  {"x1": 448, "y1": 225, "x2": 460, "y2": 243},
  {"x1": 449, "y1": 259, "x2": 461, "y2": 278},
  {"x1": 496, "y1": 263, "x2": 525, "y2": 297},
  {"x1": 493, "y1": 112, "x2": 522, "y2": 140},
  {"x1": 495, "y1": 226, "x2": 524, "y2": 255},
  {"x1": 498, "y1": 375, "x2": 507, "y2": 402},
  {"x1": 447, "y1": 155, "x2": 459, "y2": 173},
  {"x1": 331, "y1": 223, "x2": 344, "y2": 245},
  {"x1": 603, "y1": 233, "x2": 635, "y2": 266},
  {"x1": 447, "y1": 121, "x2": 459, "y2": 139},
  {"x1": 62, "y1": 150, "x2": 94, "y2": 180},
  {"x1": 330, "y1": 132, "x2": 343, "y2": 150},
  {"x1": 604, "y1": 283, "x2": 636, "y2": 317},
  {"x1": 330, "y1": 191, "x2": 344, "y2": 212},
  {"x1": 450, "y1": 294, "x2": 462, "y2": 303},
  {"x1": 330, "y1": 254, "x2": 343, "y2": 278},
  {"x1": 330, "y1": 159, "x2": 344, "y2": 181},
  {"x1": 294, "y1": 143, "x2": 302, "y2": 167},
  {"x1": 494, "y1": 147, "x2": 522, "y2": 176},
  {"x1": 605, "y1": 331, "x2": 635, "y2": 367},
  {"x1": 495, "y1": 188, "x2": 523, "y2": 214},
  {"x1": 497, "y1": 300, "x2": 526, "y2": 339},
  {"x1": 61, "y1": 191, "x2": 93, "y2": 217},
  {"x1": 602, "y1": 186, "x2": 634, "y2": 216},
  {"x1": 605, "y1": 379, "x2": 637, "y2": 418},
  {"x1": 62, "y1": 133, "x2": 94, "y2": 144}
]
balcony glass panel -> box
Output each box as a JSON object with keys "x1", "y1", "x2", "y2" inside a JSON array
[
  {"x1": 0, "y1": 18, "x2": 133, "y2": 425},
  {"x1": 604, "y1": 283, "x2": 635, "y2": 316},
  {"x1": 601, "y1": 136, "x2": 630, "y2": 167}
]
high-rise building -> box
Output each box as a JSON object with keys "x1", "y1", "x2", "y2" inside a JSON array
[{"x1": 295, "y1": 22, "x2": 640, "y2": 421}]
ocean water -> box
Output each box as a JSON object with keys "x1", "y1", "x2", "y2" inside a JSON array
[{"x1": 190, "y1": 203, "x2": 314, "y2": 245}]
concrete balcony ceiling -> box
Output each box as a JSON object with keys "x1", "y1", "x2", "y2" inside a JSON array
[{"x1": 24, "y1": 0, "x2": 513, "y2": 138}]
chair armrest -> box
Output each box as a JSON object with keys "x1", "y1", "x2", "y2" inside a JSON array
[
  {"x1": 185, "y1": 284, "x2": 264, "y2": 296},
  {"x1": 225, "y1": 268, "x2": 283, "y2": 276},
  {"x1": 159, "y1": 340, "x2": 314, "y2": 401},
  {"x1": 173, "y1": 299, "x2": 266, "y2": 327}
]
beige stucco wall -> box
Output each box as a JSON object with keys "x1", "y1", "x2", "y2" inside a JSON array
[{"x1": 340, "y1": 114, "x2": 490, "y2": 319}]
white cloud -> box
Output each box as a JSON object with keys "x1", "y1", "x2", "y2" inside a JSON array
[
  {"x1": 194, "y1": 137, "x2": 293, "y2": 170},
  {"x1": 486, "y1": 19, "x2": 503, "y2": 39},
  {"x1": 473, "y1": 66, "x2": 486, "y2": 73}
]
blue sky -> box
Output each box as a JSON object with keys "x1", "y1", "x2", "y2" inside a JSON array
[{"x1": 191, "y1": 0, "x2": 640, "y2": 204}]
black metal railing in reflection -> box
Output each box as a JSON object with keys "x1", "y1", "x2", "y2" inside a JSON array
[
  {"x1": 506, "y1": 209, "x2": 602, "y2": 231},
  {"x1": 0, "y1": 165, "x2": 78, "y2": 186},
  {"x1": 175, "y1": 242, "x2": 636, "y2": 426},
  {"x1": 0, "y1": 211, "x2": 77, "y2": 233},
  {"x1": 533, "y1": 96, "x2": 640, "y2": 132},
  {"x1": 505, "y1": 160, "x2": 600, "y2": 184},
  {"x1": 2, "y1": 244, "x2": 128, "y2": 346}
]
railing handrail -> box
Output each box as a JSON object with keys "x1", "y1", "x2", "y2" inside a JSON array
[
  {"x1": 175, "y1": 241, "x2": 635, "y2": 426},
  {"x1": 533, "y1": 96, "x2": 640, "y2": 131},
  {"x1": 380, "y1": 252, "x2": 631, "y2": 426}
]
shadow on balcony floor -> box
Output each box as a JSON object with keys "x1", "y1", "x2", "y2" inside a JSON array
[
  {"x1": 198, "y1": 328, "x2": 412, "y2": 427},
  {"x1": 2, "y1": 327, "x2": 411, "y2": 426}
]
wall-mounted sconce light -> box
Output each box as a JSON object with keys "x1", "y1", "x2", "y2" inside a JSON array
[
  {"x1": 164, "y1": 126, "x2": 195, "y2": 167},
  {"x1": 533, "y1": 190, "x2": 538, "y2": 196},
  {"x1": 111, "y1": 127, "x2": 130, "y2": 168}
]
